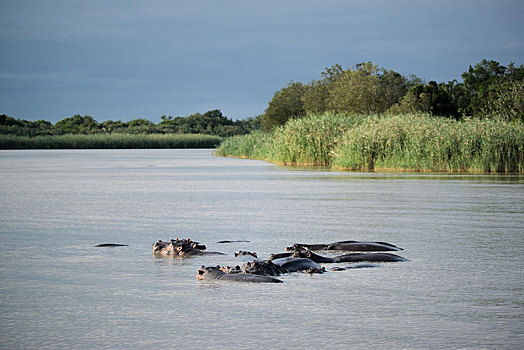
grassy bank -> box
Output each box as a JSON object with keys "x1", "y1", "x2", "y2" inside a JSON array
[
  {"x1": 216, "y1": 113, "x2": 524, "y2": 173},
  {"x1": 0, "y1": 133, "x2": 222, "y2": 149}
]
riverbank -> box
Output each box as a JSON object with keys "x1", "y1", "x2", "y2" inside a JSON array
[
  {"x1": 216, "y1": 113, "x2": 524, "y2": 173},
  {"x1": 0, "y1": 133, "x2": 222, "y2": 149}
]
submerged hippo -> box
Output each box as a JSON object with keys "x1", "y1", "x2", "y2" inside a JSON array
[
  {"x1": 331, "y1": 263, "x2": 379, "y2": 271},
  {"x1": 293, "y1": 250, "x2": 408, "y2": 263},
  {"x1": 234, "y1": 251, "x2": 258, "y2": 258},
  {"x1": 270, "y1": 257, "x2": 323, "y2": 273},
  {"x1": 267, "y1": 252, "x2": 294, "y2": 261},
  {"x1": 197, "y1": 266, "x2": 283, "y2": 283},
  {"x1": 95, "y1": 243, "x2": 129, "y2": 247},
  {"x1": 217, "y1": 240, "x2": 250, "y2": 244},
  {"x1": 286, "y1": 240, "x2": 403, "y2": 252}
]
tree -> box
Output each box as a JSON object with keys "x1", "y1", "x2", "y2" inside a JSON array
[
  {"x1": 462, "y1": 59, "x2": 507, "y2": 117},
  {"x1": 126, "y1": 118, "x2": 155, "y2": 134},
  {"x1": 302, "y1": 64, "x2": 343, "y2": 115},
  {"x1": 378, "y1": 69, "x2": 410, "y2": 112},
  {"x1": 261, "y1": 81, "x2": 307, "y2": 131},
  {"x1": 482, "y1": 79, "x2": 524, "y2": 121},
  {"x1": 328, "y1": 62, "x2": 385, "y2": 114},
  {"x1": 462, "y1": 59, "x2": 524, "y2": 118},
  {"x1": 100, "y1": 120, "x2": 126, "y2": 134},
  {"x1": 54, "y1": 115, "x2": 99, "y2": 134},
  {"x1": 387, "y1": 81, "x2": 458, "y2": 117}
]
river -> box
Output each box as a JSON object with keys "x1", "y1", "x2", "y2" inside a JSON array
[{"x1": 0, "y1": 149, "x2": 523, "y2": 349}]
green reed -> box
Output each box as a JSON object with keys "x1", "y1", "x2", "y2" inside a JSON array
[
  {"x1": 214, "y1": 130, "x2": 272, "y2": 159},
  {"x1": 216, "y1": 113, "x2": 524, "y2": 173},
  {"x1": 0, "y1": 133, "x2": 222, "y2": 149},
  {"x1": 333, "y1": 114, "x2": 523, "y2": 172}
]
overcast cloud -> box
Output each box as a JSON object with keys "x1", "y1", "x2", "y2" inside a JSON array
[{"x1": 1, "y1": 0, "x2": 523, "y2": 122}]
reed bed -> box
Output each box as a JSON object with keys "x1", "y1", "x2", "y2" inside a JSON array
[
  {"x1": 216, "y1": 113, "x2": 524, "y2": 173},
  {"x1": 214, "y1": 130, "x2": 272, "y2": 159},
  {"x1": 0, "y1": 133, "x2": 222, "y2": 149}
]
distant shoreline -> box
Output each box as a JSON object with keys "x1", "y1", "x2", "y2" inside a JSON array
[{"x1": 0, "y1": 133, "x2": 222, "y2": 150}]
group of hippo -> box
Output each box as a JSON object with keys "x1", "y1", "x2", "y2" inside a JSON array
[{"x1": 151, "y1": 238, "x2": 408, "y2": 283}]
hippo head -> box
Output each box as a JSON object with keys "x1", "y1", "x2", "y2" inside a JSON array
[
  {"x1": 300, "y1": 267, "x2": 326, "y2": 274},
  {"x1": 220, "y1": 265, "x2": 241, "y2": 274},
  {"x1": 285, "y1": 243, "x2": 304, "y2": 251},
  {"x1": 196, "y1": 265, "x2": 224, "y2": 280},
  {"x1": 191, "y1": 242, "x2": 207, "y2": 250},
  {"x1": 152, "y1": 240, "x2": 170, "y2": 255},
  {"x1": 234, "y1": 251, "x2": 257, "y2": 258},
  {"x1": 292, "y1": 250, "x2": 310, "y2": 258},
  {"x1": 196, "y1": 266, "x2": 207, "y2": 280}
]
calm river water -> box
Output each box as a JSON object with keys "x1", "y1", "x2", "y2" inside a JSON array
[{"x1": 0, "y1": 149, "x2": 523, "y2": 349}]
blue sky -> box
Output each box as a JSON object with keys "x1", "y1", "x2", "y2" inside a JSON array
[{"x1": 1, "y1": 0, "x2": 523, "y2": 123}]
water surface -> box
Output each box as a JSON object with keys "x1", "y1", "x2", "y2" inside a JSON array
[{"x1": 0, "y1": 149, "x2": 523, "y2": 349}]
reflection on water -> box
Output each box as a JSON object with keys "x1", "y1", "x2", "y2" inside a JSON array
[{"x1": 0, "y1": 149, "x2": 523, "y2": 349}]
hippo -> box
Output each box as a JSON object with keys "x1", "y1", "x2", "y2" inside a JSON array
[
  {"x1": 174, "y1": 243, "x2": 224, "y2": 257},
  {"x1": 298, "y1": 267, "x2": 326, "y2": 274},
  {"x1": 270, "y1": 257, "x2": 323, "y2": 273},
  {"x1": 241, "y1": 260, "x2": 288, "y2": 276},
  {"x1": 331, "y1": 263, "x2": 380, "y2": 271},
  {"x1": 286, "y1": 240, "x2": 403, "y2": 252},
  {"x1": 219, "y1": 265, "x2": 242, "y2": 274},
  {"x1": 345, "y1": 262, "x2": 379, "y2": 269},
  {"x1": 217, "y1": 240, "x2": 250, "y2": 244},
  {"x1": 293, "y1": 250, "x2": 408, "y2": 263},
  {"x1": 234, "y1": 251, "x2": 258, "y2": 258},
  {"x1": 152, "y1": 239, "x2": 222, "y2": 257},
  {"x1": 196, "y1": 266, "x2": 283, "y2": 283},
  {"x1": 267, "y1": 252, "x2": 294, "y2": 261},
  {"x1": 327, "y1": 241, "x2": 403, "y2": 251},
  {"x1": 95, "y1": 243, "x2": 129, "y2": 247}
]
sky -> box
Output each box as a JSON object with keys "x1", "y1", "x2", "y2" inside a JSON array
[{"x1": 1, "y1": 0, "x2": 523, "y2": 123}]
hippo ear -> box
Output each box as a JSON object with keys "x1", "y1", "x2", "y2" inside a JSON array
[
  {"x1": 234, "y1": 252, "x2": 239, "y2": 257},
  {"x1": 253, "y1": 252, "x2": 257, "y2": 257},
  {"x1": 187, "y1": 238, "x2": 192, "y2": 243}
]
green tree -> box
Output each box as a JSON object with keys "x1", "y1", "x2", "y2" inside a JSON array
[
  {"x1": 328, "y1": 62, "x2": 384, "y2": 114},
  {"x1": 462, "y1": 59, "x2": 507, "y2": 117},
  {"x1": 388, "y1": 81, "x2": 458, "y2": 117},
  {"x1": 461, "y1": 59, "x2": 524, "y2": 118},
  {"x1": 302, "y1": 64, "x2": 343, "y2": 114},
  {"x1": 100, "y1": 120, "x2": 126, "y2": 134},
  {"x1": 378, "y1": 69, "x2": 411, "y2": 112},
  {"x1": 261, "y1": 81, "x2": 307, "y2": 131},
  {"x1": 126, "y1": 118, "x2": 155, "y2": 134},
  {"x1": 54, "y1": 115, "x2": 99, "y2": 134},
  {"x1": 482, "y1": 79, "x2": 524, "y2": 121}
]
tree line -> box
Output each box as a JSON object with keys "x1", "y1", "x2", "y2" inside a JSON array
[
  {"x1": 3, "y1": 59, "x2": 522, "y2": 138},
  {"x1": 0, "y1": 109, "x2": 260, "y2": 138},
  {"x1": 261, "y1": 59, "x2": 524, "y2": 130}
]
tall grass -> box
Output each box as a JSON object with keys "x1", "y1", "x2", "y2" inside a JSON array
[
  {"x1": 215, "y1": 130, "x2": 272, "y2": 159},
  {"x1": 333, "y1": 114, "x2": 523, "y2": 172},
  {"x1": 216, "y1": 113, "x2": 524, "y2": 173},
  {"x1": 0, "y1": 133, "x2": 222, "y2": 149},
  {"x1": 268, "y1": 113, "x2": 367, "y2": 166}
]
